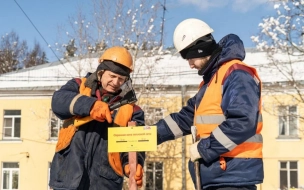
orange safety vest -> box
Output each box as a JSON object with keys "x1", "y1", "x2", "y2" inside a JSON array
[
  {"x1": 195, "y1": 59, "x2": 263, "y2": 158},
  {"x1": 56, "y1": 77, "x2": 134, "y2": 176}
]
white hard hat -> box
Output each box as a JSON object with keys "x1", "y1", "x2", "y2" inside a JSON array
[{"x1": 173, "y1": 18, "x2": 214, "y2": 52}]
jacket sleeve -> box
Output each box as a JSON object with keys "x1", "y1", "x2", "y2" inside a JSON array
[
  {"x1": 51, "y1": 78, "x2": 97, "y2": 120},
  {"x1": 198, "y1": 70, "x2": 261, "y2": 163},
  {"x1": 156, "y1": 95, "x2": 196, "y2": 145},
  {"x1": 121, "y1": 105, "x2": 146, "y2": 172}
]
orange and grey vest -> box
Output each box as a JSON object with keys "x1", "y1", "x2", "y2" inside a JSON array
[
  {"x1": 56, "y1": 77, "x2": 134, "y2": 176},
  {"x1": 195, "y1": 59, "x2": 263, "y2": 158}
]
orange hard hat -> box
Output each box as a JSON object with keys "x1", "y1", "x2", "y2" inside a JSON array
[{"x1": 99, "y1": 46, "x2": 133, "y2": 72}]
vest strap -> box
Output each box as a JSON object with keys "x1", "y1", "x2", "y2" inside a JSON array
[{"x1": 109, "y1": 105, "x2": 134, "y2": 176}]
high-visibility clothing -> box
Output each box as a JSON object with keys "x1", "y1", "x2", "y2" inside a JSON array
[
  {"x1": 195, "y1": 59, "x2": 263, "y2": 158},
  {"x1": 50, "y1": 72, "x2": 145, "y2": 190},
  {"x1": 156, "y1": 34, "x2": 264, "y2": 189}
]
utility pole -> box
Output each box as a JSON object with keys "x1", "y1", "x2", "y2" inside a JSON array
[{"x1": 160, "y1": 0, "x2": 167, "y2": 47}]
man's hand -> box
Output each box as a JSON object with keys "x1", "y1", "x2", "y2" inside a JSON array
[
  {"x1": 90, "y1": 101, "x2": 112, "y2": 123},
  {"x1": 124, "y1": 164, "x2": 144, "y2": 187},
  {"x1": 189, "y1": 140, "x2": 202, "y2": 162}
]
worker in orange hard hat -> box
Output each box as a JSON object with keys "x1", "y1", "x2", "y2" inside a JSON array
[{"x1": 49, "y1": 46, "x2": 145, "y2": 190}]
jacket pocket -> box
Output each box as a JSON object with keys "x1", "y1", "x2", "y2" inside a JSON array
[
  {"x1": 50, "y1": 145, "x2": 84, "y2": 189},
  {"x1": 188, "y1": 158, "x2": 225, "y2": 186},
  {"x1": 97, "y1": 163, "x2": 123, "y2": 184}
]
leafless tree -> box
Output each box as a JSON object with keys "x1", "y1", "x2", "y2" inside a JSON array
[
  {"x1": 42, "y1": 1, "x2": 201, "y2": 189},
  {"x1": 53, "y1": 0, "x2": 171, "y2": 77},
  {"x1": 0, "y1": 31, "x2": 27, "y2": 74},
  {"x1": 24, "y1": 42, "x2": 48, "y2": 67},
  {"x1": 0, "y1": 31, "x2": 48, "y2": 74},
  {"x1": 251, "y1": 0, "x2": 304, "y2": 132},
  {"x1": 53, "y1": 1, "x2": 185, "y2": 188}
]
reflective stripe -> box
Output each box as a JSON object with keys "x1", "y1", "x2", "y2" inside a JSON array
[
  {"x1": 196, "y1": 115, "x2": 226, "y2": 124},
  {"x1": 213, "y1": 127, "x2": 237, "y2": 151},
  {"x1": 164, "y1": 115, "x2": 183, "y2": 139},
  {"x1": 245, "y1": 134, "x2": 263, "y2": 143},
  {"x1": 196, "y1": 114, "x2": 262, "y2": 124},
  {"x1": 253, "y1": 76, "x2": 259, "y2": 85},
  {"x1": 69, "y1": 94, "x2": 83, "y2": 115},
  {"x1": 213, "y1": 127, "x2": 263, "y2": 151}
]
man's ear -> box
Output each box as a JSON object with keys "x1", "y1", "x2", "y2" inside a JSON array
[{"x1": 97, "y1": 70, "x2": 104, "y2": 81}]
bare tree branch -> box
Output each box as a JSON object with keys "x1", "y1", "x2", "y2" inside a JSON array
[{"x1": 252, "y1": 0, "x2": 304, "y2": 133}]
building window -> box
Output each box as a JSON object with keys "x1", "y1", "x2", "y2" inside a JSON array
[
  {"x1": 2, "y1": 162, "x2": 19, "y2": 190},
  {"x1": 3, "y1": 110, "x2": 21, "y2": 139},
  {"x1": 145, "y1": 108, "x2": 164, "y2": 126},
  {"x1": 278, "y1": 106, "x2": 298, "y2": 137},
  {"x1": 280, "y1": 161, "x2": 298, "y2": 189},
  {"x1": 145, "y1": 162, "x2": 163, "y2": 190},
  {"x1": 49, "y1": 110, "x2": 62, "y2": 139},
  {"x1": 48, "y1": 162, "x2": 53, "y2": 190}
]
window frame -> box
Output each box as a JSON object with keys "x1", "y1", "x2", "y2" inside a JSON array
[
  {"x1": 279, "y1": 161, "x2": 298, "y2": 189},
  {"x1": 49, "y1": 110, "x2": 62, "y2": 140},
  {"x1": 277, "y1": 105, "x2": 299, "y2": 138},
  {"x1": 3, "y1": 110, "x2": 21, "y2": 140},
  {"x1": 145, "y1": 161, "x2": 163, "y2": 190},
  {"x1": 48, "y1": 162, "x2": 53, "y2": 190},
  {"x1": 1, "y1": 162, "x2": 20, "y2": 190},
  {"x1": 145, "y1": 107, "x2": 164, "y2": 126}
]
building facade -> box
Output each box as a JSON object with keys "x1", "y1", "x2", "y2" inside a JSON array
[{"x1": 0, "y1": 51, "x2": 303, "y2": 190}]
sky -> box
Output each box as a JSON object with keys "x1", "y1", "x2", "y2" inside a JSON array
[{"x1": 0, "y1": 0, "x2": 277, "y2": 62}]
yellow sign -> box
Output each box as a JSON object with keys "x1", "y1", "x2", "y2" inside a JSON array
[{"x1": 108, "y1": 126, "x2": 157, "y2": 152}]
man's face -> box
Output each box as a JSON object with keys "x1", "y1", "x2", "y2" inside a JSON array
[
  {"x1": 187, "y1": 56, "x2": 210, "y2": 70},
  {"x1": 99, "y1": 70, "x2": 127, "y2": 93}
]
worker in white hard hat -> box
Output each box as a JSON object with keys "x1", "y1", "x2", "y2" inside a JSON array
[{"x1": 155, "y1": 18, "x2": 264, "y2": 190}]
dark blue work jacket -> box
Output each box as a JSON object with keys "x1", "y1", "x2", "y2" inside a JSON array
[
  {"x1": 156, "y1": 34, "x2": 264, "y2": 189},
  {"x1": 49, "y1": 73, "x2": 145, "y2": 190}
]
